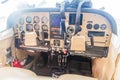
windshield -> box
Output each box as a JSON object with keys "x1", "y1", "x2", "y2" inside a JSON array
[
  {"x1": 0, "y1": 0, "x2": 119, "y2": 32},
  {"x1": 92, "y1": 0, "x2": 119, "y2": 17},
  {"x1": 0, "y1": 0, "x2": 64, "y2": 32}
]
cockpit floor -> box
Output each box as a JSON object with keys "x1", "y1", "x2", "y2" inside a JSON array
[{"x1": 31, "y1": 55, "x2": 92, "y2": 77}]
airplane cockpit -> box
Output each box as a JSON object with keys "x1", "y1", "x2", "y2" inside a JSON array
[{"x1": 0, "y1": 0, "x2": 119, "y2": 80}]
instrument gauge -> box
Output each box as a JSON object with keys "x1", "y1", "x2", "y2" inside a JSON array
[
  {"x1": 26, "y1": 16, "x2": 32, "y2": 23},
  {"x1": 34, "y1": 24, "x2": 40, "y2": 30},
  {"x1": 19, "y1": 18, "x2": 24, "y2": 25},
  {"x1": 67, "y1": 26, "x2": 74, "y2": 34},
  {"x1": 42, "y1": 25, "x2": 48, "y2": 31},
  {"x1": 100, "y1": 24, "x2": 107, "y2": 30},
  {"x1": 41, "y1": 16, "x2": 48, "y2": 24},
  {"x1": 94, "y1": 24, "x2": 99, "y2": 30},
  {"x1": 86, "y1": 24, "x2": 92, "y2": 29},
  {"x1": 33, "y1": 16, "x2": 40, "y2": 23},
  {"x1": 26, "y1": 24, "x2": 33, "y2": 32}
]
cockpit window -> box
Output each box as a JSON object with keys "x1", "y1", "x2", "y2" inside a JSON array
[
  {"x1": 0, "y1": 0, "x2": 119, "y2": 32},
  {"x1": 0, "y1": 0, "x2": 63, "y2": 32},
  {"x1": 92, "y1": 0, "x2": 119, "y2": 18}
]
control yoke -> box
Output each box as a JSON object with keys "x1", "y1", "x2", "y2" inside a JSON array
[{"x1": 75, "y1": 0, "x2": 89, "y2": 34}]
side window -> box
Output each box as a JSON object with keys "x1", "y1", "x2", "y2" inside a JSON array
[{"x1": 0, "y1": 16, "x2": 7, "y2": 32}]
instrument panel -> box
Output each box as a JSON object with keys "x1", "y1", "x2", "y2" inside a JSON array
[{"x1": 8, "y1": 8, "x2": 115, "y2": 57}]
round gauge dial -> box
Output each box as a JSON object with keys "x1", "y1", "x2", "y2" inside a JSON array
[
  {"x1": 42, "y1": 25, "x2": 48, "y2": 31},
  {"x1": 26, "y1": 24, "x2": 33, "y2": 32},
  {"x1": 33, "y1": 16, "x2": 40, "y2": 23},
  {"x1": 26, "y1": 16, "x2": 32, "y2": 23},
  {"x1": 67, "y1": 26, "x2": 74, "y2": 34},
  {"x1": 86, "y1": 24, "x2": 92, "y2": 29},
  {"x1": 101, "y1": 24, "x2": 107, "y2": 30},
  {"x1": 19, "y1": 18, "x2": 24, "y2": 25},
  {"x1": 34, "y1": 24, "x2": 40, "y2": 30},
  {"x1": 94, "y1": 24, "x2": 99, "y2": 30},
  {"x1": 19, "y1": 26, "x2": 24, "y2": 31},
  {"x1": 41, "y1": 16, "x2": 48, "y2": 24}
]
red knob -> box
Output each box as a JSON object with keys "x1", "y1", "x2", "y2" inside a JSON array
[
  {"x1": 13, "y1": 60, "x2": 22, "y2": 68},
  {"x1": 63, "y1": 49, "x2": 68, "y2": 55}
]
